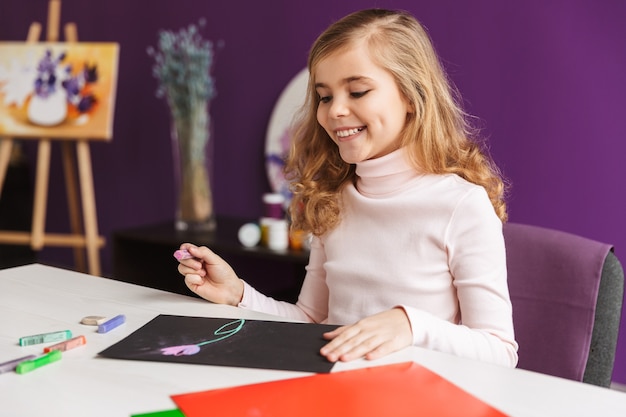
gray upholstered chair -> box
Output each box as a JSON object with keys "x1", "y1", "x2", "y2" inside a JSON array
[{"x1": 503, "y1": 222, "x2": 624, "y2": 387}]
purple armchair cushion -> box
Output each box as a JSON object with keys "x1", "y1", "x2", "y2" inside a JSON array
[{"x1": 503, "y1": 223, "x2": 612, "y2": 381}]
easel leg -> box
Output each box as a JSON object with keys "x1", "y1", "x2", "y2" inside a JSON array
[
  {"x1": 61, "y1": 142, "x2": 86, "y2": 272},
  {"x1": 26, "y1": 22, "x2": 42, "y2": 43},
  {"x1": 46, "y1": 0, "x2": 61, "y2": 42},
  {"x1": 76, "y1": 141, "x2": 101, "y2": 276},
  {"x1": 27, "y1": 3, "x2": 56, "y2": 252},
  {"x1": 0, "y1": 138, "x2": 14, "y2": 197},
  {"x1": 64, "y1": 12, "x2": 100, "y2": 274},
  {"x1": 31, "y1": 139, "x2": 51, "y2": 251}
]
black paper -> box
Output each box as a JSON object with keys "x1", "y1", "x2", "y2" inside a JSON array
[{"x1": 98, "y1": 315, "x2": 339, "y2": 373}]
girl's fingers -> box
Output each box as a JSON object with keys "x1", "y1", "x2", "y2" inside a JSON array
[
  {"x1": 321, "y1": 326, "x2": 365, "y2": 360},
  {"x1": 184, "y1": 274, "x2": 205, "y2": 286},
  {"x1": 322, "y1": 326, "x2": 345, "y2": 339},
  {"x1": 177, "y1": 262, "x2": 205, "y2": 276}
]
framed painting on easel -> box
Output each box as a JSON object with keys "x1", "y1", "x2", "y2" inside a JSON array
[{"x1": 0, "y1": 41, "x2": 119, "y2": 140}]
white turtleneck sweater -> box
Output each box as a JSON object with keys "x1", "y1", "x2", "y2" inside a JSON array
[{"x1": 239, "y1": 148, "x2": 518, "y2": 367}]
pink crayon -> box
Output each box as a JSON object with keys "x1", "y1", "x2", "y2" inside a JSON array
[{"x1": 174, "y1": 249, "x2": 194, "y2": 260}]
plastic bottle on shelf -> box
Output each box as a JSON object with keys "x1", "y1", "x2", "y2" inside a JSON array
[{"x1": 266, "y1": 218, "x2": 289, "y2": 251}]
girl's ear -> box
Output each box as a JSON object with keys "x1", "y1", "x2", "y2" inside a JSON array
[
  {"x1": 406, "y1": 98, "x2": 416, "y2": 114},
  {"x1": 401, "y1": 89, "x2": 416, "y2": 114}
]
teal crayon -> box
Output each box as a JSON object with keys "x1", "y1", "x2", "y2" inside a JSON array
[
  {"x1": 19, "y1": 330, "x2": 72, "y2": 346},
  {"x1": 15, "y1": 350, "x2": 62, "y2": 374}
]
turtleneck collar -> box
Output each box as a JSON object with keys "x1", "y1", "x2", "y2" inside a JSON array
[{"x1": 355, "y1": 147, "x2": 423, "y2": 196}]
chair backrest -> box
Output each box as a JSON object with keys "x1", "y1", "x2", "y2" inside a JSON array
[{"x1": 503, "y1": 222, "x2": 624, "y2": 387}]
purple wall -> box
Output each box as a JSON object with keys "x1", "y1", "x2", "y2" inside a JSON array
[{"x1": 1, "y1": 0, "x2": 625, "y2": 383}]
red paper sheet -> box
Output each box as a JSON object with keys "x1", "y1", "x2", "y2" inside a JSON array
[{"x1": 172, "y1": 362, "x2": 508, "y2": 417}]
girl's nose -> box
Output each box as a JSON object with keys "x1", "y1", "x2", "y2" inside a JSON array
[{"x1": 328, "y1": 97, "x2": 349, "y2": 118}]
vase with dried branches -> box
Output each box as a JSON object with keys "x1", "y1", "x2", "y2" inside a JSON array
[{"x1": 148, "y1": 20, "x2": 218, "y2": 231}]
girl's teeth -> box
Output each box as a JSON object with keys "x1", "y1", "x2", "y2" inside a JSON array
[{"x1": 337, "y1": 128, "x2": 362, "y2": 138}]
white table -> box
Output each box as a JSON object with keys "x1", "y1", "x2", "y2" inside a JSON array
[{"x1": 1, "y1": 264, "x2": 625, "y2": 417}]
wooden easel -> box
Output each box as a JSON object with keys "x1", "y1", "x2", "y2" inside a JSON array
[{"x1": 0, "y1": 0, "x2": 105, "y2": 276}]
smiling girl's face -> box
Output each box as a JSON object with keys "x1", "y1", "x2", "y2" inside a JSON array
[{"x1": 314, "y1": 40, "x2": 412, "y2": 164}]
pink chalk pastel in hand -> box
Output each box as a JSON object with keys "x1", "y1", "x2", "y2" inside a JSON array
[{"x1": 174, "y1": 249, "x2": 193, "y2": 260}]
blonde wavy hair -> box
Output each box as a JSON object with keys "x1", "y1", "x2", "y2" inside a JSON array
[{"x1": 285, "y1": 8, "x2": 508, "y2": 236}]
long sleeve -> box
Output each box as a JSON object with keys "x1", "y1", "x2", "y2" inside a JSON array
[
  {"x1": 401, "y1": 187, "x2": 518, "y2": 367},
  {"x1": 238, "y1": 282, "x2": 311, "y2": 322}
]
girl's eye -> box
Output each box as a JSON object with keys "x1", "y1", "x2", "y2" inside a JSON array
[
  {"x1": 319, "y1": 95, "x2": 331, "y2": 103},
  {"x1": 351, "y1": 90, "x2": 369, "y2": 98}
]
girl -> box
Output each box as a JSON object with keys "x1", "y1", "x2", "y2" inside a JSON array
[{"x1": 177, "y1": 8, "x2": 518, "y2": 367}]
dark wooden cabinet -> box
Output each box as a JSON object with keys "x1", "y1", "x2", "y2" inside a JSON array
[
  {"x1": 0, "y1": 158, "x2": 35, "y2": 269},
  {"x1": 112, "y1": 216, "x2": 308, "y2": 302}
]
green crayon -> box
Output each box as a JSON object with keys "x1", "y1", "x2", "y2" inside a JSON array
[{"x1": 16, "y1": 350, "x2": 62, "y2": 374}]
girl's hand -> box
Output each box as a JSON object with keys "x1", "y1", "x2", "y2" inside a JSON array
[
  {"x1": 176, "y1": 243, "x2": 244, "y2": 306},
  {"x1": 320, "y1": 308, "x2": 413, "y2": 362}
]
